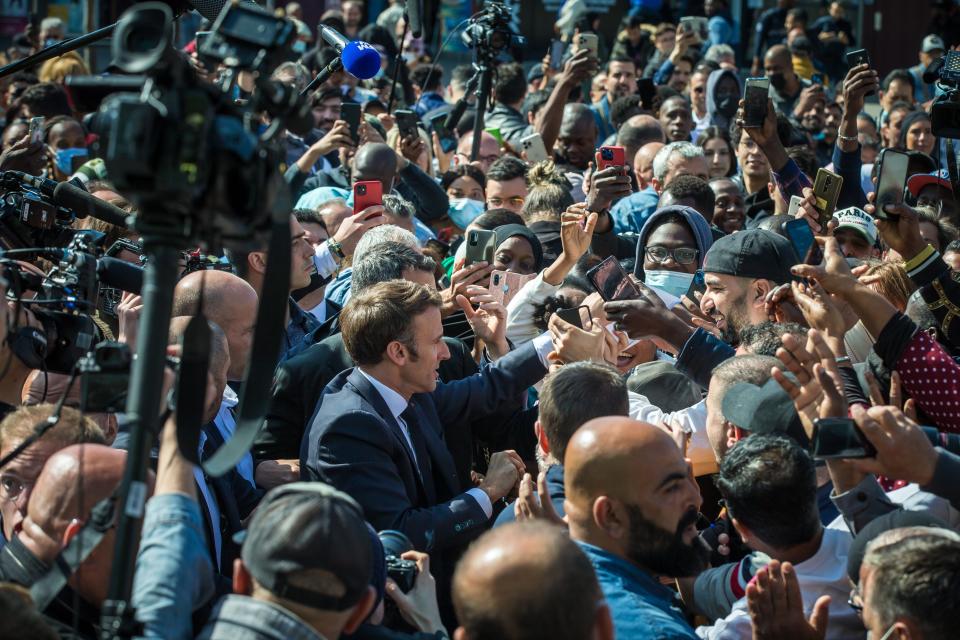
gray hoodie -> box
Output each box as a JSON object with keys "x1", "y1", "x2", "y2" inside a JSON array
[{"x1": 705, "y1": 68, "x2": 742, "y2": 135}]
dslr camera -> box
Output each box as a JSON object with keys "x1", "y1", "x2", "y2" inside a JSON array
[{"x1": 378, "y1": 529, "x2": 418, "y2": 592}]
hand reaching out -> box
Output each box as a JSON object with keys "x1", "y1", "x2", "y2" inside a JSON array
[
  {"x1": 559, "y1": 206, "x2": 598, "y2": 260},
  {"x1": 515, "y1": 471, "x2": 565, "y2": 526},
  {"x1": 457, "y1": 289, "x2": 509, "y2": 359},
  {"x1": 748, "y1": 560, "x2": 830, "y2": 640}
]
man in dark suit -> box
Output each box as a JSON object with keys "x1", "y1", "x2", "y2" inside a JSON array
[
  {"x1": 301, "y1": 279, "x2": 550, "y2": 589},
  {"x1": 257, "y1": 242, "x2": 533, "y2": 490}
]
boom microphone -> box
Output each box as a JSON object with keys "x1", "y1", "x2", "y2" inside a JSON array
[
  {"x1": 52, "y1": 182, "x2": 130, "y2": 229},
  {"x1": 317, "y1": 26, "x2": 382, "y2": 80},
  {"x1": 97, "y1": 256, "x2": 143, "y2": 294},
  {"x1": 406, "y1": 0, "x2": 423, "y2": 39}
]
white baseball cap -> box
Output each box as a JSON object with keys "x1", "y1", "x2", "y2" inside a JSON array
[{"x1": 834, "y1": 207, "x2": 878, "y2": 245}]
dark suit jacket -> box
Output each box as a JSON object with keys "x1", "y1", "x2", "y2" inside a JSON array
[
  {"x1": 199, "y1": 424, "x2": 264, "y2": 577},
  {"x1": 299, "y1": 340, "x2": 546, "y2": 557},
  {"x1": 256, "y1": 334, "x2": 478, "y2": 471}
]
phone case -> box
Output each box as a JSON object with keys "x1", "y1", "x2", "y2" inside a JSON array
[
  {"x1": 875, "y1": 148, "x2": 910, "y2": 217},
  {"x1": 353, "y1": 180, "x2": 383, "y2": 214},
  {"x1": 812, "y1": 169, "x2": 843, "y2": 228},
  {"x1": 598, "y1": 146, "x2": 626, "y2": 170},
  {"x1": 587, "y1": 256, "x2": 640, "y2": 302},
  {"x1": 555, "y1": 306, "x2": 590, "y2": 330},
  {"x1": 521, "y1": 134, "x2": 549, "y2": 164},
  {"x1": 489, "y1": 271, "x2": 536, "y2": 308},
  {"x1": 340, "y1": 103, "x2": 361, "y2": 142},
  {"x1": 576, "y1": 33, "x2": 598, "y2": 58},
  {"x1": 811, "y1": 418, "x2": 876, "y2": 459},
  {"x1": 395, "y1": 110, "x2": 419, "y2": 138},
  {"x1": 743, "y1": 79, "x2": 769, "y2": 127},
  {"x1": 464, "y1": 229, "x2": 495, "y2": 267}
]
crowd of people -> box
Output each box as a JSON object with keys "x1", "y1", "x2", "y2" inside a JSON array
[{"x1": 0, "y1": 0, "x2": 959, "y2": 638}]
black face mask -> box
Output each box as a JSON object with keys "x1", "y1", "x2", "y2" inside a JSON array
[
  {"x1": 0, "y1": 534, "x2": 51, "y2": 586},
  {"x1": 717, "y1": 95, "x2": 739, "y2": 119},
  {"x1": 768, "y1": 73, "x2": 788, "y2": 92}
]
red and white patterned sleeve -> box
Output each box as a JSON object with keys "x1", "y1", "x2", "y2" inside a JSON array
[{"x1": 896, "y1": 330, "x2": 960, "y2": 433}]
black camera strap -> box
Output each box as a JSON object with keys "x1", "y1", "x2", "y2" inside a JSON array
[
  {"x1": 174, "y1": 312, "x2": 212, "y2": 467},
  {"x1": 174, "y1": 198, "x2": 291, "y2": 475},
  {"x1": 947, "y1": 139, "x2": 960, "y2": 203},
  {"x1": 30, "y1": 492, "x2": 118, "y2": 612}
]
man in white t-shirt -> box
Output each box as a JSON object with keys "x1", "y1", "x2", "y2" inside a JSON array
[{"x1": 696, "y1": 435, "x2": 862, "y2": 640}]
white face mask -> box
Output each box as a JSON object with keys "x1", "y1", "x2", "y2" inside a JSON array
[{"x1": 644, "y1": 269, "x2": 694, "y2": 299}]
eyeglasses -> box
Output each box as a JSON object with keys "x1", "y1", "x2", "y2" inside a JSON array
[
  {"x1": 847, "y1": 585, "x2": 864, "y2": 616},
  {"x1": 645, "y1": 245, "x2": 699, "y2": 265},
  {"x1": 487, "y1": 196, "x2": 525, "y2": 207},
  {"x1": 0, "y1": 474, "x2": 29, "y2": 502}
]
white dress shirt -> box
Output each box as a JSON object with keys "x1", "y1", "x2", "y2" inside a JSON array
[
  {"x1": 356, "y1": 368, "x2": 494, "y2": 518},
  {"x1": 212, "y1": 386, "x2": 256, "y2": 488}
]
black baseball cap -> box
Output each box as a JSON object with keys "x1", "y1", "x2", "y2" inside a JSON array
[
  {"x1": 846, "y1": 510, "x2": 952, "y2": 583},
  {"x1": 721, "y1": 376, "x2": 810, "y2": 448},
  {"x1": 703, "y1": 229, "x2": 799, "y2": 285},
  {"x1": 238, "y1": 482, "x2": 373, "y2": 611}
]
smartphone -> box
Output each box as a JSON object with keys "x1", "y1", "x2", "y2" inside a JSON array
[
  {"x1": 846, "y1": 49, "x2": 874, "y2": 96},
  {"x1": 684, "y1": 270, "x2": 706, "y2": 300},
  {"x1": 549, "y1": 39, "x2": 566, "y2": 71},
  {"x1": 812, "y1": 168, "x2": 843, "y2": 229},
  {"x1": 520, "y1": 133, "x2": 549, "y2": 164},
  {"x1": 679, "y1": 16, "x2": 708, "y2": 43},
  {"x1": 784, "y1": 218, "x2": 823, "y2": 265},
  {"x1": 555, "y1": 306, "x2": 592, "y2": 330},
  {"x1": 353, "y1": 180, "x2": 383, "y2": 215},
  {"x1": 430, "y1": 113, "x2": 458, "y2": 154},
  {"x1": 811, "y1": 72, "x2": 824, "y2": 86},
  {"x1": 195, "y1": 30, "x2": 212, "y2": 50},
  {"x1": 638, "y1": 78, "x2": 657, "y2": 111},
  {"x1": 846, "y1": 48, "x2": 870, "y2": 68},
  {"x1": 787, "y1": 195, "x2": 804, "y2": 218},
  {"x1": 875, "y1": 148, "x2": 910, "y2": 218},
  {"x1": 28, "y1": 116, "x2": 44, "y2": 144},
  {"x1": 598, "y1": 145, "x2": 626, "y2": 171},
  {"x1": 743, "y1": 77, "x2": 770, "y2": 128},
  {"x1": 464, "y1": 229, "x2": 495, "y2": 267},
  {"x1": 586, "y1": 256, "x2": 640, "y2": 302},
  {"x1": 340, "y1": 102, "x2": 361, "y2": 143},
  {"x1": 811, "y1": 418, "x2": 876, "y2": 459},
  {"x1": 394, "y1": 109, "x2": 419, "y2": 139},
  {"x1": 489, "y1": 270, "x2": 536, "y2": 307},
  {"x1": 425, "y1": 238, "x2": 450, "y2": 260},
  {"x1": 575, "y1": 33, "x2": 599, "y2": 59}
]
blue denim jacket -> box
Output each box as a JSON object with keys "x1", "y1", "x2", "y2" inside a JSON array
[
  {"x1": 133, "y1": 493, "x2": 216, "y2": 640},
  {"x1": 577, "y1": 541, "x2": 698, "y2": 640}
]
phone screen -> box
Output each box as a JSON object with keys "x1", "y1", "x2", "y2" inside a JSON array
[
  {"x1": 555, "y1": 306, "x2": 592, "y2": 330},
  {"x1": 784, "y1": 219, "x2": 822, "y2": 265},
  {"x1": 430, "y1": 114, "x2": 457, "y2": 153},
  {"x1": 638, "y1": 78, "x2": 656, "y2": 110},
  {"x1": 812, "y1": 418, "x2": 876, "y2": 459},
  {"x1": 340, "y1": 102, "x2": 361, "y2": 143},
  {"x1": 743, "y1": 78, "x2": 769, "y2": 127},
  {"x1": 588, "y1": 256, "x2": 640, "y2": 302},
  {"x1": 549, "y1": 39, "x2": 566, "y2": 70},
  {"x1": 876, "y1": 149, "x2": 910, "y2": 213}
]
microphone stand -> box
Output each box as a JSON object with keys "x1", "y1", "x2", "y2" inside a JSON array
[
  {"x1": 469, "y1": 56, "x2": 493, "y2": 163},
  {"x1": 300, "y1": 56, "x2": 343, "y2": 97},
  {"x1": 0, "y1": 22, "x2": 117, "y2": 80},
  {"x1": 387, "y1": 16, "x2": 409, "y2": 114}
]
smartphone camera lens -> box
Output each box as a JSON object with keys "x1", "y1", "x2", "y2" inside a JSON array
[
  {"x1": 493, "y1": 274, "x2": 500, "y2": 285},
  {"x1": 358, "y1": 185, "x2": 366, "y2": 194},
  {"x1": 601, "y1": 149, "x2": 612, "y2": 160}
]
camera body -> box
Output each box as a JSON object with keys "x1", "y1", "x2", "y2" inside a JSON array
[
  {"x1": 378, "y1": 529, "x2": 419, "y2": 593},
  {"x1": 931, "y1": 51, "x2": 960, "y2": 139},
  {"x1": 461, "y1": 1, "x2": 524, "y2": 58}
]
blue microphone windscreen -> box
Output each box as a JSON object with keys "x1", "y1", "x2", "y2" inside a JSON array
[{"x1": 342, "y1": 40, "x2": 383, "y2": 80}]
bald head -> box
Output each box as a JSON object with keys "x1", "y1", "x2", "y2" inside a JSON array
[
  {"x1": 353, "y1": 142, "x2": 398, "y2": 192},
  {"x1": 563, "y1": 417, "x2": 704, "y2": 576},
  {"x1": 169, "y1": 316, "x2": 231, "y2": 423},
  {"x1": 457, "y1": 131, "x2": 500, "y2": 172},
  {"x1": 173, "y1": 270, "x2": 257, "y2": 381},
  {"x1": 565, "y1": 416, "x2": 681, "y2": 507},
  {"x1": 634, "y1": 141, "x2": 665, "y2": 190},
  {"x1": 453, "y1": 522, "x2": 609, "y2": 640},
  {"x1": 765, "y1": 44, "x2": 792, "y2": 68},
  {"x1": 617, "y1": 114, "x2": 666, "y2": 162}
]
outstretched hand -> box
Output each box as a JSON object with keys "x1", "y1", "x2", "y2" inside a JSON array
[{"x1": 747, "y1": 560, "x2": 830, "y2": 640}]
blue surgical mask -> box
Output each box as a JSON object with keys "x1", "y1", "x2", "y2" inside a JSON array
[
  {"x1": 54, "y1": 147, "x2": 88, "y2": 176},
  {"x1": 448, "y1": 198, "x2": 485, "y2": 229},
  {"x1": 292, "y1": 40, "x2": 307, "y2": 54},
  {"x1": 44, "y1": 38, "x2": 61, "y2": 48},
  {"x1": 644, "y1": 269, "x2": 694, "y2": 299}
]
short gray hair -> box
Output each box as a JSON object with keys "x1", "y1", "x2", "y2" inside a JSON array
[
  {"x1": 704, "y1": 44, "x2": 736, "y2": 64},
  {"x1": 383, "y1": 194, "x2": 415, "y2": 219},
  {"x1": 353, "y1": 224, "x2": 419, "y2": 263},
  {"x1": 352, "y1": 242, "x2": 435, "y2": 293},
  {"x1": 653, "y1": 141, "x2": 704, "y2": 184},
  {"x1": 40, "y1": 17, "x2": 63, "y2": 31}
]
